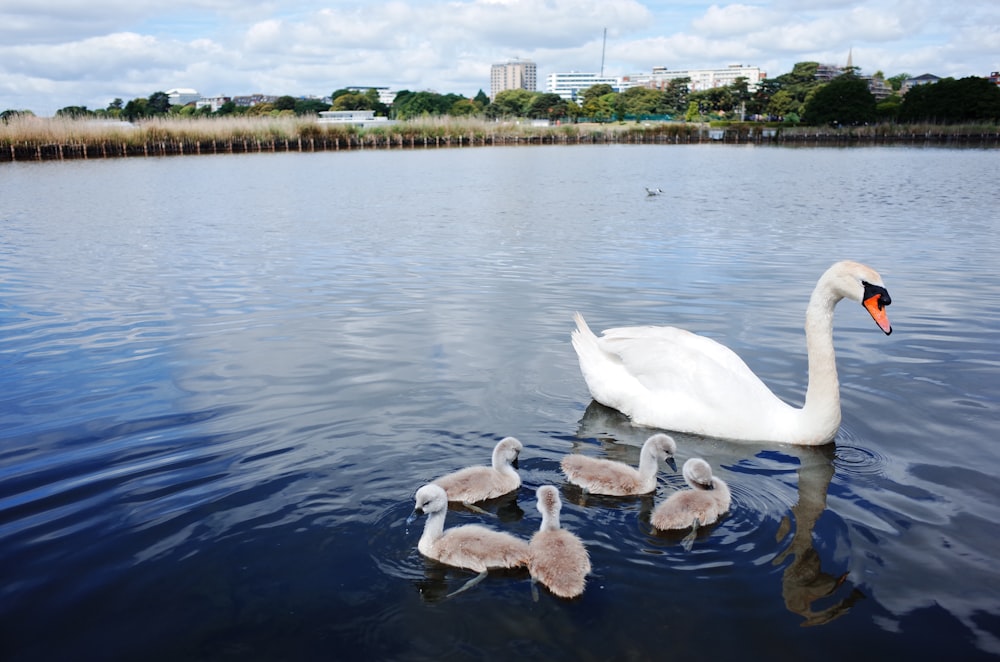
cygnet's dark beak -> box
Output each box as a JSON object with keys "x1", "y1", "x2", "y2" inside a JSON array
[
  {"x1": 665, "y1": 456, "x2": 677, "y2": 472},
  {"x1": 512, "y1": 455, "x2": 520, "y2": 470},
  {"x1": 405, "y1": 508, "x2": 422, "y2": 525}
]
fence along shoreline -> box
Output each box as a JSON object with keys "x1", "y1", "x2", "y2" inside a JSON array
[{"x1": 3, "y1": 125, "x2": 998, "y2": 162}]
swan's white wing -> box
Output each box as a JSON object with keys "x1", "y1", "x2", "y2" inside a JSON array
[{"x1": 596, "y1": 325, "x2": 789, "y2": 419}]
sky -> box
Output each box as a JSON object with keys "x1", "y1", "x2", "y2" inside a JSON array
[{"x1": 2, "y1": 0, "x2": 998, "y2": 116}]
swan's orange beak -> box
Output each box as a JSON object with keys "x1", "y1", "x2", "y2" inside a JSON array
[{"x1": 863, "y1": 294, "x2": 892, "y2": 335}]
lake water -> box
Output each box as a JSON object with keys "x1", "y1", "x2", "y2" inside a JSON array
[{"x1": 1, "y1": 143, "x2": 998, "y2": 660}]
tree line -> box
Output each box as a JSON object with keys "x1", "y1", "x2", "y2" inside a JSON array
[{"x1": 4, "y1": 62, "x2": 999, "y2": 125}]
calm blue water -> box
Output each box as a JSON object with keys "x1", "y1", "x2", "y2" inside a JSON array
[{"x1": 1, "y1": 144, "x2": 998, "y2": 660}]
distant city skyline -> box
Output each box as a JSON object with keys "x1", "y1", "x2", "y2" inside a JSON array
[{"x1": 2, "y1": 0, "x2": 997, "y2": 116}]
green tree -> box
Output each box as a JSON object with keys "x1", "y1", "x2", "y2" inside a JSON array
[
  {"x1": 122, "y1": 98, "x2": 148, "y2": 121},
  {"x1": 332, "y1": 92, "x2": 373, "y2": 111},
  {"x1": 564, "y1": 100, "x2": 582, "y2": 123},
  {"x1": 730, "y1": 77, "x2": 751, "y2": 119},
  {"x1": 875, "y1": 96, "x2": 902, "y2": 122},
  {"x1": 147, "y1": 91, "x2": 171, "y2": 115},
  {"x1": 1, "y1": 109, "x2": 34, "y2": 122},
  {"x1": 579, "y1": 84, "x2": 614, "y2": 109},
  {"x1": 748, "y1": 78, "x2": 780, "y2": 118},
  {"x1": 449, "y1": 98, "x2": 479, "y2": 116},
  {"x1": 294, "y1": 98, "x2": 331, "y2": 115},
  {"x1": 581, "y1": 92, "x2": 615, "y2": 122},
  {"x1": 56, "y1": 105, "x2": 95, "y2": 118},
  {"x1": 525, "y1": 92, "x2": 568, "y2": 121},
  {"x1": 803, "y1": 73, "x2": 877, "y2": 125},
  {"x1": 620, "y1": 86, "x2": 665, "y2": 118},
  {"x1": 690, "y1": 86, "x2": 735, "y2": 117},
  {"x1": 487, "y1": 89, "x2": 535, "y2": 118},
  {"x1": 764, "y1": 62, "x2": 822, "y2": 119},
  {"x1": 274, "y1": 95, "x2": 297, "y2": 111},
  {"x1": 899, "y1": 76, "x2": 1000, "y2": 123},
  {"x1": 684, "y1": 101, "x2": 700, "y2": 122},
  {"x1": 887, "y1": 73, "x2": 910, "y2": 92},
  {"x1": 247, "y1": 102, "x2": 276, "y2": 116},
  {"x1": 767, "y1": 89, "x2": 798, "y2": 119},
  {"x1": 473, "y1": 89, "x2": 490, "y2": 109},
  {"x1": 660, "y1": 78, "x2": 689, "y2": 116}
]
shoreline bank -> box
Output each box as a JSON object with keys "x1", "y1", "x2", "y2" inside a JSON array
[{"x1": 3, "y1": 119, "x2": 998, "y2": 162}]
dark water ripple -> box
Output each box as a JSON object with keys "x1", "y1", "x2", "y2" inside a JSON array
[{"x1": 2, "y1": 147, "x2": 1000, "y2": 660}]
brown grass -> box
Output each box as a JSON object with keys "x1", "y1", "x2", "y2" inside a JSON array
[{"x1": 2, "y1": 115, "x2": 997, "y2": 161}]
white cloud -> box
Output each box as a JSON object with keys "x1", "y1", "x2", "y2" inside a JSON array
[{"x1": 0, "y1": 0, "x2": 997, "y2": 115}]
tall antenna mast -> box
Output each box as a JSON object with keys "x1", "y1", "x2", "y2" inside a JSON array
[{"x1": 600, "y1": 28, "x2": 607, "y2": 76}]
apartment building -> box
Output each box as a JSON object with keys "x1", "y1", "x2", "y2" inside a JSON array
[{"x1": 490, "y1": 59, "x2": 537, "y2": 99}]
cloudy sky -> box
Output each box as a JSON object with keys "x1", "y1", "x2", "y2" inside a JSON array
[{"x1": 2, "y1": 0, "x2": 998, "y2": 115}]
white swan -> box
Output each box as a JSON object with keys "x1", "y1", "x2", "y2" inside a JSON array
[
  {"x1": 560, "y1": 433, "x2": 677, "y2": 496},
  {"x1": 650, "y1": 458, "x2": 731, "y2": 531},
  {"x1": 528, "y1": 485, "x2": 591, "y2": 599},
  {"x1": 645, "y1": 187, "x2": 663, "y2": 196},
  {"x1": 432, "y1": 437, "x2": 521, "y2": 505},
  {"x1": 407, "y1": 483, "x2": 529, "y2": 596},
  {"x1": 571, "y1": 260, "x2": 892, "y2": 445}
]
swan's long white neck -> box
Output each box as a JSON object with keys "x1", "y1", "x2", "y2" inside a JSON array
[
  {"x1": 539, "y1": 504, "x2": 561, "y2": 532},
  {"x1": 418, "y1": 507, "x2": 446, "y2": 552},
  {"x1": 798, "y1": 272, "x2": 845, "y2": 444},
  {"x1": 491, "y1": 446, "x2": 517, "y2": 479},
  {"x1": 637, "y1": 444, "x2": 660, "y2": 484}
]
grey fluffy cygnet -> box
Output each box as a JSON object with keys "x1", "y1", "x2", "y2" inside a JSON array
[
  {"x1": 651, "y1": 457, "x2": 731, "y2": 532},
  {"x1": 560, "y1": 433, "x2": 677, "y2": 496},
  {"x1": 407, "y1": 483, "x2": 529, "y2": 596},
  {"x1": 432, "y1": 436, "x2": 522, "y2": 506},
  {"x1": 528, "y1": 485, "x2": 591, "y2": 599}
]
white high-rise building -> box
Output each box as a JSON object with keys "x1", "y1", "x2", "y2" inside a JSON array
[
  {"x1": 490, "y1": 59, "x2": 537, "y2": 99},
  {"x1": 545, "y1": 72, "x2": 631, "y2": 103}
]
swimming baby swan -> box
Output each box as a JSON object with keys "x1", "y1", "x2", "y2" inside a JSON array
[
  {"x1": 407, "y1": 483, "x2": 529, "y2": 596},
  {"x1": 432, "y1": 436, "x2": 522, "y2": 506},
  {"x1": 561, "y1": 433, "x2": 677, "y2": 496},
  {"x1": 528, "y1": 485, "x2": 591, "y2": 599},
  {"x1": 651, "y1": 457, "x2": 731, "y2": 533}
]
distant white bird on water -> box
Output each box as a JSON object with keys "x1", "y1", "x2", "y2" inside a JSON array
[
  {"x1": 528, "y1": 485, "x2": 591, "y2": 599},
  {"x1": 645, "y1": 187, "x2": 663, "y2": 196},
  {"x1": 431, "y1": 437, "x2": 522, "y2": 507},
  {"x1": 560, "y1": 433, "x2": 677, "y2": 496},
  {"x1": 407, "y1": 483, "x2": 529, "y2": 596}
]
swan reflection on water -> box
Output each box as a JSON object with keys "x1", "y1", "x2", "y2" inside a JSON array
[
  {"x1": 773, "y1": 444, "x2": 865, "y2": 627},
  {"x1": 576, "y1": 401, "x2": 864, "y2": 626}
]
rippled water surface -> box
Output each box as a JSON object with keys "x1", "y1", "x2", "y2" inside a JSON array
[{"x1": 2, "y1": 144, "x2": 999, "y2": 660}]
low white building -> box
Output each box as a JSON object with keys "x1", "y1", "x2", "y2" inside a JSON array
[
  {"x1": 626, "y1": 65, "x2": 766, "y2": 92},
  {"x1": 196, "y1": 96, "x2": 231, "y2": 112},
  {"x1": 317, "y1": 110, "x2": 394, "y2": 127},
  {"x1": 545, "y1": 72, "x2": 631, "y2": 103},
  {"x1": 166, "y1": 88, "x2": 200, "y2": 106}
]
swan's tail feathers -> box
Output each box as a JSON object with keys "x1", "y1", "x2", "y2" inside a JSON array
[
  {"x1": 572, "y1": 312, "x2": 610, "y2": 406},
  {"x1": 571, "y1": 311, "x2": 594, "y2": 341},
  {"x1": 571, "y1": 312, "x2": 597, "y2": 358}
]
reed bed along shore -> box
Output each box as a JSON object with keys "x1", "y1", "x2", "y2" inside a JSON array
[{"x1": 2, "y1": 115, "x2": 997, "y2": 162}]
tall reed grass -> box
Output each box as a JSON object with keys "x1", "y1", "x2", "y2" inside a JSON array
[{"x1": 2, "y1": 114, "x2": 997, "y2": 161}]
